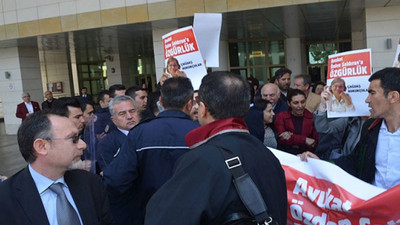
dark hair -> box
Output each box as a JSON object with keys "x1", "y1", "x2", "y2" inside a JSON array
[
  {"x1": 287, "y1": 89, "x2": 306, "y2": 103},
  {"x1": 81, "y1": 87, "x2": 87, "y2": 90},
  {"x1": 148, "y1": 91, "x2": 161, "y2": 115},
  {"x1": 98, "y1": 90, "x2": 110, "y2": 103},
  {"x1": 167, "y1": 57, "x2": 181, "y2": 69},
  {"x1": 330, "y1": 78, "x2": 347, "y2": 92},
  {"x1": 313, "y1": 81, "x2": 326, "y2": 93},
  {"x1": 109, "y1": 84, "x2": 126, "y2": 98},
  {"x1": 247, "y1": 76, "x2": 259, "y2": 89},
  {"x1": 77, "y1": 97, "x2": 94, "y2": 112},
  {"x1": 274, "y1": 67, "x2": 292, "y2": 80},
  {"x1": 294, "y1": 74, "x2": 312, "y2": 86},
  {"x1": 52, "y1": 97, "x2": 81, "y2": 117},
  {"x1": 18, "y1": 111, "x2": 53, "y2": 163},
  {"x1": 160, "y1": 77, "x2": 193, "y2": 109},
  {"x1": 126, "y1": 86, "x2": 146, "y2": 99},
  {"x1": 199, "y1": 71, "x2": 250, "y2": 119},
  {"x1": 368, "y1": 67, "x2": 400, "y2": 97},
  {"x1": 253, "y1": 98, "x2": 273, "y2": 111}
]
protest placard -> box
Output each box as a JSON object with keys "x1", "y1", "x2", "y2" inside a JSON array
[
  {"x1": 162, "y1": 26, "x2": 207, "y2": 90},
  {"x1": 270, "y1": 148, "x2": 400, "y2": 225},
  {"x1": 193, "y1": 13, "x2": 222, "y2": 68},
  {"x1": 327, "y1": 49, "x2": 371, "y2": 118}
]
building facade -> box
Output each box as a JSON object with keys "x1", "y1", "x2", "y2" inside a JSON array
[{"x1": 0, "y1": 0, "x2": 399, "y2": 134}]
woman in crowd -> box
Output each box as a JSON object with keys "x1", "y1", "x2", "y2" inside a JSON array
[
  {"x1": 328, "y1": 78, "x2": 355, "y2": 113},
  {"x1": 159, "y1": 57, "x2": 187, "y2": 86},
  {"x1": 275, "y1": 89, "x2": 318, "y2": 154},
  {"x1": 313, "y1": 81, "x2": 325, "y2": 95},
  {"x1": 253, "y1": 99, "x2": 277, "y2": 148}
]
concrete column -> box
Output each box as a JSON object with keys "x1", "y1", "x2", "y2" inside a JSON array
[
  {"x1": 0, "y1": 39, "x2": 43, "y2": 134},
  {"x1": 283, "y1": 6, "x2": 304, "y2": 82},
  {"x1": 68, "y1": 32, "x2": 80, "y2": 96},
  {"x1": 38, "y1": 34, "x2": 74, "y2": 98},
  {"x1": 286, "y1": 38, "x2": 303, "y2": 76},
  {"x1": 103, "y1": 28, "x2": 124, "y2": 86}
]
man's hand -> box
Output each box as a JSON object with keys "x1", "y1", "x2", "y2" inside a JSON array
[
  {"x1": 305, "y1": 137, "x2": 316, "y2": 148},
  {"x1": 298, "y1": 151, "x2": 320, "y2": 162},
  {"x1": 279, "y1": 131, "x2": 293, "y2": 140},
  {"x1": 340, "y1": 92, "x2": 353, "y2": 106}
]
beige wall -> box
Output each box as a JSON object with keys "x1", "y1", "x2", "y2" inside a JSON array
[
  {"x1": 0, "y1": 0, "x2": 331, "y2": 41},
  {"x1": 0, "y1": 44, "x2": 43, "y2": 134},
  {"x1": 366, "y1": 6, "x2": 400, "y2": 73}
]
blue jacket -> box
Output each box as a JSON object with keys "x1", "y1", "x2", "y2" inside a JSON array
[
  {"x1": 103, "y1": 110, "x2": 199, "y2": 225},
  {"x1": 97, "y1": 128, "x2": 127, "y2": 171},
  {"x1": 94, "y1": 107, "x2": 115, "y2": 135}
]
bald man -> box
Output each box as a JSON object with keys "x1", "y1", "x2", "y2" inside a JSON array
[{"x1": 260, "y1": 83, "x2": 288, "y2": 116}]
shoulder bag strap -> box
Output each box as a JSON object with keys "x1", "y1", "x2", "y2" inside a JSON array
[{"x1": 216, "y1": 145, "x2": 275, "y2": 225}]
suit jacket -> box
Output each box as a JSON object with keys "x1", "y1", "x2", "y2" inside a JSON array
[
  {"x1": 16, "y1": 101, "x2": 40, "y2": 121},
  {"x1": 81, "y1": 94, "x2": 93, "y2": 102},
  {"x1": 305, "y1": 92, "x2": 321, "y2": 113},
  {"x1": 275, "y1": 109, "x2": 318, "y2": 154},
  {"x1": 0, "y1": 167, "x2": 116, "y2": 225},
  {"x1": 42, "y1": 99, "x2": 57, "y2": 110},
  {"x1": 97, "y1": 129, "x2": 127, "y2": 171}
]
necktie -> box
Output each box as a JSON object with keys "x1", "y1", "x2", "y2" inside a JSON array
[{"x1": 49, "y1": 183, "x2": 81, "y2": 225}]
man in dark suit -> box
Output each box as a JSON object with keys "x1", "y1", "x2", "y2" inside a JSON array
[
  {"x1": 80, "y1": 87, "x2": 93, "y2": 102},
  {"x1": 16, "y1": 92, "x2": 40, "y2": 121},
  {"x1": 42, "y1": 90, "x2": 56, "y2": 109},
  {"x1": 0, "y1": 110, "x2": 116, "y2": 225},
  {"x1": 260, "y1": 83, "x2": 288, "y2": 119}
]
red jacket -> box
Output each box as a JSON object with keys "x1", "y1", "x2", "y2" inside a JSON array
[
  {"x1": 16, "y1": 101, "x2": 40, "y2": 121},
  {"x1": 274, "y1": 109, "x2": 318, "y2": 154}
]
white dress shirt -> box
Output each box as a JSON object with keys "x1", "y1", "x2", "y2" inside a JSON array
[
  {"x1": 24, "y1": 102, "x2": 34, "y2": 114},
  {"x1": 29, "y1": 165, "x2": 83, "y2": 225},
  {"x1": 373, "y1": 121, "x2": 400, "y2": 189}
]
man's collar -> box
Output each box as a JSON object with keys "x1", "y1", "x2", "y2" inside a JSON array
[
  {"x1": 29, "y1": 164, "x2": 67, "y2": 194},
  {"x1": 185, "y1": 117, "x2": 248, "y2": 148}
]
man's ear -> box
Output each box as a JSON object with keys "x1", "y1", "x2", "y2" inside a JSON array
[
  {"x1": 305, "y1": 83, "x2": 310, "y2": 91},
  {"x1": 158, "y1": 96, "x2": 164, "y2": 107},
  {"x1": 183, "y1": 98, "x2": 193, "y2": 114},
  {"x1": 389, "y1": 91, "x2": 400, "y2": 103},
  {"x1": 33, "y1": 138, "x2": 49, "y2": 157},
  {"x1": 199, "y1": 102, "x2": 208, "y2": 119}
]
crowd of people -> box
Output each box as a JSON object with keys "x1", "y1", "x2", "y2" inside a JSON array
[{"x1": 1, "y1": 58, "x2": 400, "y2": 224}]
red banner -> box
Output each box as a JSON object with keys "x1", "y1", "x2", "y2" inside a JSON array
[
  {"x1": 163, "y1": 28, "x2": 199, "y2": 59},
  {"x1": 270, "y1": 149, "x2": 400, "y2": 225},
  {"x1": 328, "y1": 49, "x2": 372, "y2": 80}
]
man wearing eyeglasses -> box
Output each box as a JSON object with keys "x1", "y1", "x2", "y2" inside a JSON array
[
  {"x1": 0, "y1": 111, "x2": 116, "y2": 225},
  {"x1": 16, "y1": 92, "x2": 41, "y2": 121}
]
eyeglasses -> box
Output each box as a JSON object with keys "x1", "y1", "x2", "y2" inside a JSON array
[
  {"x1": 332, "y1": 85, "x2": 345, "y2": 89},
  {"x1": 46, "y1": 135, "x2": 81, "y2": 144}
]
